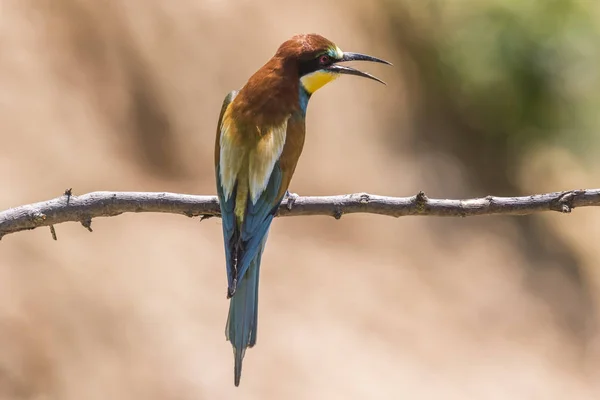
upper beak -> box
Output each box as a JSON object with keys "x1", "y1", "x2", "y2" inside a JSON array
[{"x1": 326, "y1": 52, "x2": 392, "y2": 85}]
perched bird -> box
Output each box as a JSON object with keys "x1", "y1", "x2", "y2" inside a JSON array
[{"x1": 214, "y1": 33, "x2": 391, "y2": 386}]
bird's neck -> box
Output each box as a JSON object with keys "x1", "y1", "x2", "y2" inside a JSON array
[
  {"x1": 233, "y1": 57, "x2": 307, "y2": 127},
  {"x1": 298, "y1": 85, "x2": 311, "y2": 116}
]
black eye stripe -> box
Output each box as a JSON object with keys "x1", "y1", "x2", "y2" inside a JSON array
[{"x1": 298, "y1": 52, "x2": 333, "y2": 77}]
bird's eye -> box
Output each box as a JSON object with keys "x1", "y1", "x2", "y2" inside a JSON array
[{"x1": 319, "y1": 55, "x2": 330, "y2": 65}]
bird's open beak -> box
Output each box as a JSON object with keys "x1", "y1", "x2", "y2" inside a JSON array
[{"x1": 326, "y1": 52, "x2": 392, "y2": 85}]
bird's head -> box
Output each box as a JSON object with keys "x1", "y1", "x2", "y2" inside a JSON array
[{"x1": 275, "y1": 33, "x2": 392, "y2": 95}]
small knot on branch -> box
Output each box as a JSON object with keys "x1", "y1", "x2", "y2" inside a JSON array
[
  {"x1": 333, "y1": 206, "x2": 343, "y2": 220},
  {"x1": 64, "y1": 188, "x2": 73, "y2": 206},
  {"x1": 32, "y1": 211, "x2": 46, "y2": 223},
  {"x1": 358, "y1": 193, "x2": 370, "y2": 204},
  {"x1": 415, "y1": 191, "x2": 428, "y2": 213},
  {"x1": 80, "y1": 217, "x2": 93, "y2": 232},
  {"x1": 551, "y1": 190, "x2": 584, "y2": 213}
]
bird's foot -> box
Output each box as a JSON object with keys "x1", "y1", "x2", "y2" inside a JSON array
[{"x1": 284, "y1": 190, "x2": 299, "y2": 211}]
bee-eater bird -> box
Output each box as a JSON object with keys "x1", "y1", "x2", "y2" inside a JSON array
[{"x1": 214, "y1": 33, "x2": 391, "y2": 386}]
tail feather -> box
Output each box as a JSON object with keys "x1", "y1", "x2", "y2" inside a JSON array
[{"x1": 226, "y1": 246, "x2": 264, "y2": 387}]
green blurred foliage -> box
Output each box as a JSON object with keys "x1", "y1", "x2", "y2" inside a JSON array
[
  {"x1": 385, "y1": 0, "x2": 600, "y2": 157},
  {"x1": 380, "y1": 1, "x2": 599, "y2": 332}
]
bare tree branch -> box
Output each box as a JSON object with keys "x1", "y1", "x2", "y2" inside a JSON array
[{"x1": 0, "y1": 189, "x2": 598, "y2": 239}]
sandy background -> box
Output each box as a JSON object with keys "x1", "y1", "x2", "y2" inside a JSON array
[{"x1": 0, "y1": 0, "x2": 599, "y2": 398}]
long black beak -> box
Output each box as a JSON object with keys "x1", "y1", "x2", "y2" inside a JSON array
[{"x1": 326, "y1": 52, "x2": 392, "y2": 85}]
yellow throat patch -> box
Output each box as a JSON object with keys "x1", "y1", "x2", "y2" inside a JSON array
[{"x1": 300, "y1": 70, "x2": 340, "y2": 94}]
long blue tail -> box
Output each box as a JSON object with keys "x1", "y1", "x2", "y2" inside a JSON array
[{"x1": 226, "y1": 242, "x2": 265, "y2": 386}]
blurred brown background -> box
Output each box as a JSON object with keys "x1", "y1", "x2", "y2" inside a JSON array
[{"x1": 1, "y1": 0, "x2": 600, "y2": 398}]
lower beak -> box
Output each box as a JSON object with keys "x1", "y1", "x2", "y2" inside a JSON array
[{"x1": 325, "y1": 52, "x2": 392, "y2": 85}]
